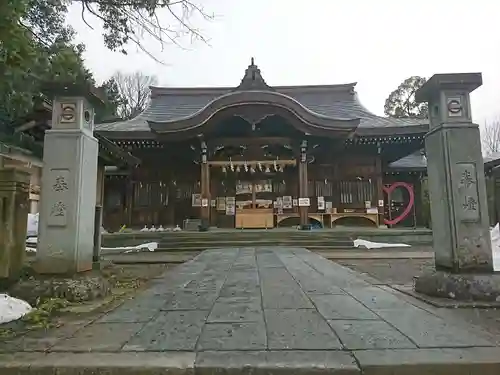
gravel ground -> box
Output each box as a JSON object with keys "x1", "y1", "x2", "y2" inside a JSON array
[{"x1": 336, "y1": 256, "x2": 500, "y2": 337}]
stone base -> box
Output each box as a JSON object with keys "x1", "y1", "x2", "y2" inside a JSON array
[
  {"x1": 9, "y1": 270, "x2": 111, "y2": 306},
  {"x1": 414, "y1": 271, "x2": 500, "y2": 302}
]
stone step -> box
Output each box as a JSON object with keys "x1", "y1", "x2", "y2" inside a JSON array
[
  {"x1": 157, "y1": 238, "x2": 354, "y2": 247},
  {"x1": 154, "y1": 244, "x2": 355, "y2": 252},
  {"x1": 101, "y1": 229, "x2": 433, "y2": 249}
]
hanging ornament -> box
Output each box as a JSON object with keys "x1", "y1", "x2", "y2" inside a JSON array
[
  {"x1": 236, "y1": 165, "x2": 240, "y2": 172},
  {"x1": 230, "y1": 158, "x2": 234, "y2": 172},
  {"x1": 258, "y1": 162, "x2": 263, "y2": 171},
  {"x1": 265, "y1": 165, "x2": 270, "y2": 173},
  {"x1": 250, "y1": 166, "x2": 256, "y2": 174},
  {"x1": 222, "y1": 165, "x2": 227, "y2": 173},
  {"x1": 244, "y1": 162, "x2": 248, "y2": 172},
  {"x1": 273, "y1": 160, "x2": 277, "y2": 171}
]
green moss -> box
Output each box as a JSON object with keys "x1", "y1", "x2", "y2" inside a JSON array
[{"x1": 21, "y1": 297, "x2": 70, "y2": 329}]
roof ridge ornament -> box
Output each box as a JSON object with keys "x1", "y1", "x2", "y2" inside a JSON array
[{"x1": 234, "y1": 57, "x2": 274, "y2": 92}]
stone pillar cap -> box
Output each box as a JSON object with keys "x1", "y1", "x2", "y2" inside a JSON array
[
  {"x1": 415, "y1": 73, "x2": 482, "y2": 103},
  {"x1": 41, "y1": 82, "x2": 106, "y2": 109}
]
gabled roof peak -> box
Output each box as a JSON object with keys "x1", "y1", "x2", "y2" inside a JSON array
[{"x1": 234, "y1": 57, "x2": 273, "y2": 91}]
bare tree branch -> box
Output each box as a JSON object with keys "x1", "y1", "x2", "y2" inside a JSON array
[
  {"x1": 113, "y1": 71, "x2": 158, "y2": 120},
  {"x1": 72, "y1": 0, "x2": 214, "y2": 63},
  {"x1": 482, "y1": 119, "x2": 500, "y2": 155}
]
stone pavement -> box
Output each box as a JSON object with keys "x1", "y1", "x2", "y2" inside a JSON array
[{"x1": 2, "y1": 247, "x2": 500, "y2": 375}]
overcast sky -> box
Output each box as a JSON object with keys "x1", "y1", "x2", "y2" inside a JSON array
[{"x1": 67, "y1": 0, "x2": 500, "y2": 124}]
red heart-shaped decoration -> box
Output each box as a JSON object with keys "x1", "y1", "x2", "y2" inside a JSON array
[{"x1": 383, "y1": 182, "x2": 414, "y2": 225}]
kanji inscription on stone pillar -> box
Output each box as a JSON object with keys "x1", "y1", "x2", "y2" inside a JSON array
[
  {"x1": 455, "y1": 163, "x2": 480, "y2": 222},
  {"x1": 47, "y1": 168, "x2": 70, "y2": 227}
]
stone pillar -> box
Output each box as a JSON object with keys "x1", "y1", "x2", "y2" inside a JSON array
[
  {"x1": 93, "y1": 164, "x2": 105, "y2": 264},
  {"x1": 415, "y1": 73, "x2": 492, "y2": 273},
  {"x1": 0, "y1": 168, "x2": 30, "y2": 279},
  {"x1": 200, "y1": 140, "x2": 210, "y2": 229},
  {"x1": 35, "y1": 93, "x2": 99, "y2": 274},
  {"x1": 298, "y1": 140, "x2": 309, "y2": 229}
]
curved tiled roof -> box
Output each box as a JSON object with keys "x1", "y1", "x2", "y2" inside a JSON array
[
  {"x1": 96, "y1": 85, "x2": 428, "y2": 134},
  {"x1": 96, "y1": 60, "x2": 428, "y2": 136},
  {"x1": 389, "y1": 151, "x2": 500, "y2": 171}
]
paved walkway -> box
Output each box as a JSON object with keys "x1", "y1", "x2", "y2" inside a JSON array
[{"x1": 2, "y1": 247, "x2": 500, "y2": 374}]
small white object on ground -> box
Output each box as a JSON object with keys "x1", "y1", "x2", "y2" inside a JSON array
[
  {"x1": 173, "y1": 225, "x2": 181, "y2": 232},
  {"x1": 0, "y1": 294, "x2": 32, "y2": 325},
  {"x1": 353, "y1": 239, "x2": 411, "y2": 249},
  {"x1": 101, "y1": 242, "x2": 158, "y2": 253}
]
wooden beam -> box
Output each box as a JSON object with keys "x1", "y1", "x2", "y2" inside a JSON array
[
  {"x1": 208, "y1": 160, "x2": 296, "y2": 166},
  {"x1": 207, "y1": 137, "x2": 292, "y2": 148}
]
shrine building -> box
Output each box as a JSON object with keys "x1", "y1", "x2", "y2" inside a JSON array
[{"x1": 95, "y1": 59, "x2": 445, "y2": 231}]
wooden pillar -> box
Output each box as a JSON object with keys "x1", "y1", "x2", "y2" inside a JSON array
[
  {"x1": 125, "y1": 175, "x2": 133, "y2": 227},
  {"x1": 375, "y1": 149, "x2": 384, "y2": 227},
  {"x1": 93, "y1": 164, "x2": 105, "y2": 264},
  {"x1": 200, "y1": 141, "x2": 210, "y2": 224},
  {"x1": 494, "y1": 173, "x2": 500, "y2": 226},
  {"x1": 298, "y1": 140, "x2": 309, "y2": 228},
  {"x1": 0, "y1": 168, "x2": 30, "y2": 279}
]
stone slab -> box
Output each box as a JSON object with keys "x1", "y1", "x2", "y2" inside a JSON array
[
  {"x1": 327, "y1": 320, "x2": 417, "y2": 350},
  {"x1": 208, "y1": 297, "x2": 263, "y2": 323},
  {"x1": 0, "y1": 352, "x2": 195, "y2": 375},
  {"x1": 264, "y1": 309, "x2": 342, "y2": 350},
  {"x1": 375, "y1": 305, "x2": 494, "y2": 348},
  {"x1": 0, "y1": 320, "x2": 88, "y2": 353},
  {"x1": 123, "y1": 310, "x2": 208, "y2": 351},
  {"x1": 197, "y1": 322, "x2": 267, "y2": 351},
  {"x1": 196, "y1": 351, "x2": 360, "y2": 375},
  {"x1": 218, "y1": 284, "x2": 262, "y2": 298},
  {"x1": 5, "y1": 348, "x2": 500, "y2": 375},
  {"x1": 162, "y1": 290, "x2": 219, "y2": 310},
  {"x1": 296, "y1": 278, "x2": 346, "y2": 295},
  {"x1": 50, "y1": 322, "x2": 143, "y2": 352},
  {"x1": 343, "y1": 286, "x2": 413, "y2": 310},
  {"x1": 310, "y1": 294, "x2": 380, "y2": 320},
  {"x1": 184, "y1": 278, "x2": 225, "y2": 292},
  {"x1": 96, "y1": 295, "x2": 169, "y2": 323},
  {"x1": 262, "y1": 289, "x2": 314, "y2": 309},
  {"x1": 354, "y1": 347, "x2": 500, "y2": 375}
]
